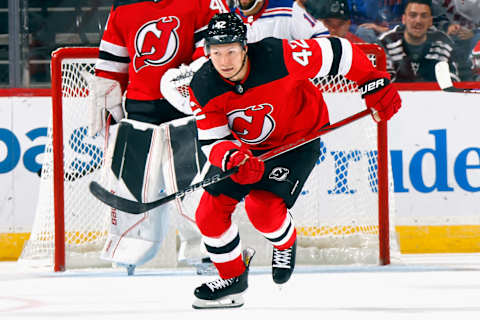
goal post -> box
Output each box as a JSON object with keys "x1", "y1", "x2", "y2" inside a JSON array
[
  {"x1": 19, "y1": 44, "x2": 396, "y2": 271},
  {"x1": 51, "y1": 47, "x2": 100, "y2": 271}
]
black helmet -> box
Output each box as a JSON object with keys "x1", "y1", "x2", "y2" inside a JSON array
[
  {"x1": 304, "y1": 0, "x2": 350, "y2": 20},
  {"x1": 205, "y1": 13, "x2": 247, "y2": 50}
]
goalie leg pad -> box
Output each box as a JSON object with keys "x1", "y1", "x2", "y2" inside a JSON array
[
  {"x1": 101, "y1": 119, "x2": 173, "y2": 266},
  {"x1": 162, "y1": 116, "x2": 209, "y2": 265}
]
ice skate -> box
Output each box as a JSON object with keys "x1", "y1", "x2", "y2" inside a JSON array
[
  {"x1": 192, "y1": 247, "x2": 255, "y2": 309},
  {"x1": 272, "y1": 239, "x2": 296, "y2": 284}
]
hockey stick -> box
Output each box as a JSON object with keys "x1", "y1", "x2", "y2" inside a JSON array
[
  {"x1": 435, "y1": 61, "x2": 480, "y2": 93},
  {"x1": 89, "y1": 108, "x2": 373, "y2": 214}
]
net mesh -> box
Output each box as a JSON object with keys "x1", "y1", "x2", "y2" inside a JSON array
[{"x1": 20, "y1": 58, "x2": 112, "y2": 268}]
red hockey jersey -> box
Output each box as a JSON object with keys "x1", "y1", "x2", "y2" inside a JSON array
[
  {"x1": 95, "y1": 0, "x2": 229, "y2": 100},
  {"x1": 189, "y1": 37, "x2": 380, "y2": 156}
]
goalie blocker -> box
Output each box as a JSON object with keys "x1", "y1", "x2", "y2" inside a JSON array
[{"x1": 100, "y1": 117, "x2": 206, "y2": 269}]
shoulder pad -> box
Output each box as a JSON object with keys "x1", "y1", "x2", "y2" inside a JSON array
[{"x1": 245, "y1": 38, "x2": 288, "y2": 86}]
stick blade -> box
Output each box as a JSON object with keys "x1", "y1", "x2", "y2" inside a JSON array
[{"x1": 89, "y1": 181, "x2": 147, "y2": 214}]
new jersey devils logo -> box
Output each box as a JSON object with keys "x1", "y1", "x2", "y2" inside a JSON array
[
  {"x1": 133, "y1": 16, "x2": 180, "y2": 72},
  {"x1": 227, "y1": 104, "x2": 275, "y2": 144},
  {"x1": 269, "y1": 167, "x2": 290, "y2": 181}
]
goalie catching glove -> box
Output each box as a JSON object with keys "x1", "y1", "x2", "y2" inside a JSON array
[
  {"x1": 88, "y1": 76, "x2": 125, "y2": 136},
  {"x1": 160, "y1": 56, "x2": 208, "y2": 115},
  {"x1": 209, "y1": 141, "x2": 264, "y2": 185},
  {"x1": 359, "y1": 72, "x2": 401, "y2": 122}
]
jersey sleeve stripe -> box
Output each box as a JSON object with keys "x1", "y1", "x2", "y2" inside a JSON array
[
  {"x1": 99, "y1": 40, "x2": 129, "y2": 57},
  {"x1": 198, "y1": 124, "x2": 231, "y2": 141},
  {"x1": 313, "y1": 37, "x2": 334, "y2": 78},
  {"x1": 98, "y1": 51, "x2": 130, "y2": 64},
  {"x1": 337, "y1": 38, "x2": 353, "y2": 76},
  {"x1": 95, "y1": 59, "x2": 129, "y2": 74},
  {"x1": 328, "y1": 37, "x2": 342, "y2": 75},
  {"x1": 313, "y1": 37, "x2": 353, "y2": 78}
]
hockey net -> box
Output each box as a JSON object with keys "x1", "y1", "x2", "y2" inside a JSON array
[{"x1": 19, "y1": 44, "x2": 397, "y2": 271}]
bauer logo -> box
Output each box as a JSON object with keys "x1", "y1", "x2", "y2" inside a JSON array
[{"x1": 359, "y1": 78, "x2": 387, "y2": 96}]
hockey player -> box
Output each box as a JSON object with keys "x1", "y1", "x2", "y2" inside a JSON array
[
  {"x1": 231, "y1": 0, "x2": 329, "y2": 42},
  {"x1": 90, "y1": 0, "x2": 229, "y2": 274},
  {"x1": 188, "y1": 12, "x2": 401, "y2": 309},
  {"x1": 378, "y1": 0, "x2": 460, "y2": 82}
]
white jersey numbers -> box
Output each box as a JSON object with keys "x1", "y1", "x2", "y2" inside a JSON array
[
  {"x1": 210, "y1": 0, "x2": 228, "y2": 12},
  {"x1": 289, "y1": 40, "x2": 312, "y2": 67}
]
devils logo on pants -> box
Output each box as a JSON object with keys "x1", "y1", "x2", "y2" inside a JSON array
[
  {"x1": 133, "y1": 16, "x2": 180, "y2": 72},
  {"x1": 227, "y1": 104, "x2": 276, "y2": 144}
]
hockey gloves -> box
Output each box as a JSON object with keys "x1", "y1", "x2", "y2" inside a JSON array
[
  {"x1": 226, "y1": 149, "x2": 264, "y2": 185},
  {"x1": 359, "y1": 74, "x2": 401, "y2": 122},
  {"x1": 210, "y1": 141, "x2": 264, "y2": 185},
  {"x1": 160, "y1": 56, "x2": 208, "y2": 115},
  {"x1": 88, "y1": 76, "x2": 125, "y2": 136}
]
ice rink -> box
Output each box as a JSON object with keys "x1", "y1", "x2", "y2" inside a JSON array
[{"x1": 2, "y1": 254, "x2": 480, "y2": 320}]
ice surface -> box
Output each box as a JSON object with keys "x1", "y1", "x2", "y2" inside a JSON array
[{"x1": 2, "y1": 254, "x2": 480, "y2": 320}]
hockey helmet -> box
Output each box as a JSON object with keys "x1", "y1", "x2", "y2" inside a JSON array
[
  {"x1": 304, "y1": 0, "x2": 350, "y2": 20},
  {"x1": 205, "y1": 13, "x2": 247, "y2": 51}
]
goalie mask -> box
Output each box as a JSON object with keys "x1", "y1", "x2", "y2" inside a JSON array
[
  {"x1": 304, "y1": 0, "x2": 350, "y2": 20},
  {"x1": 205, "y1": 13, "x2": 247, "y2": 53}
]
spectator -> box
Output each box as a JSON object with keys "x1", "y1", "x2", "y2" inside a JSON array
[
  {"x1": 378, "y1": 0, "x2": 459, "y2": 82},
  {"x1": 303, "y1": 0, "x2": 364, "y2": 42},
  {"x1": 351, "y1": 0, "x2": 407, "y2": 43},
  {"x1": 431, "y1": 0, "x2": 480, "y2": 80}
]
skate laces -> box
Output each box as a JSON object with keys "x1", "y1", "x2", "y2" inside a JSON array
[
  {"x1": 206, "y1": 277, "x2": 234, "y2": 291},
  {"x1": 272, "y1": 247, "x2": 292, "y2": 269}
]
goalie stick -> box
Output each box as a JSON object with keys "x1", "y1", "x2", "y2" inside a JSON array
[
  {"x1": 89, "y1": 108, "x2": 373, "y2": 214},
  {"x1": 435, "y1": 61, "x2": 480, "y2": 94}
]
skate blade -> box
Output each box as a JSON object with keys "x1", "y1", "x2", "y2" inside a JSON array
[
  {"x1": 275, "y1": 281, "x2": 292, "y2": 292},
  {"x1": 192, "y1": 294, "x2": 244, "y2": 309}
]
